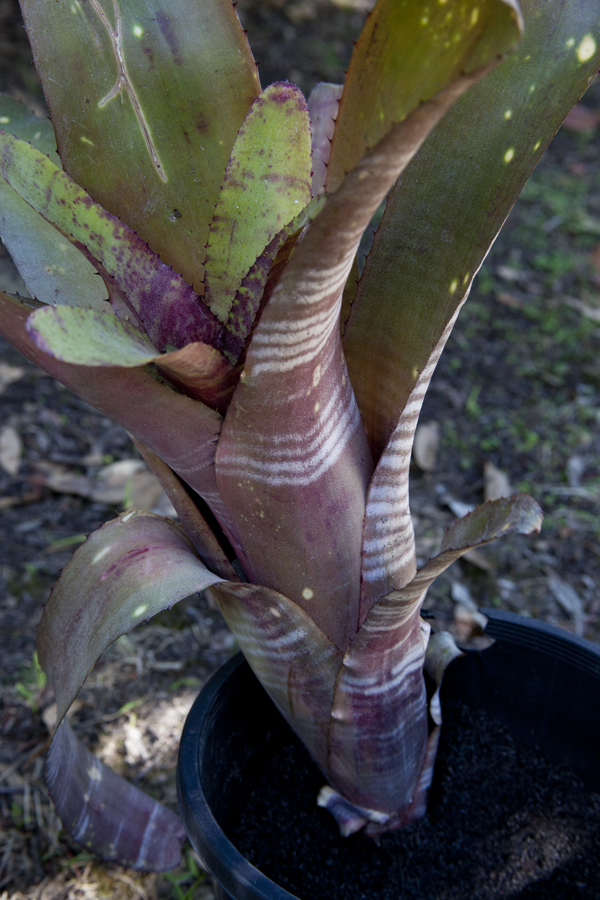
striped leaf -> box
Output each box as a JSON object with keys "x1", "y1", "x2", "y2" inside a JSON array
[
  {"x1": 327, "y1": 494, "x2": 542, "y2": 823},
  {"x1": 307, "y1": 82, "x2": 343, "y2": 196},
  {"x1": 0, "y1": 132, "x2": 222, "y2": 351},
  {"x1": 359, "y1": 310, "x2": 461, "y2": 613},
  {"x1": 47, "y1": 720, "x2": 185, "y2": 871},
  {"x1": 211, "y1": 582, "x2": 342, "y2": 768},
  {"x1": 21, "y1": 0, "x2": 260, "y2": 291},
  {"x1": 343, "y1": 0, "x2": 600, "y2": 459}
]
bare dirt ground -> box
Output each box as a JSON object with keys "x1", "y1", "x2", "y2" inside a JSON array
[{"x1": 1, "y1": 0, "x2": 599, "y2": 897}]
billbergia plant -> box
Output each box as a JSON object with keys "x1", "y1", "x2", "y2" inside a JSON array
[{"x1": 0, "y1": 0, "x2": 598, "y2": 872}]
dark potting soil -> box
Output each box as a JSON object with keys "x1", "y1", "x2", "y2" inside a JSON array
[{"x1": 229, "y1": 702, "x2": 600, "y2": 900}]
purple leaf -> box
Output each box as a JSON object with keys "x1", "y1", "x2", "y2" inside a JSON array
[
  {"x1": 131, "y1": 437, "x2": 238, "y2": 581},
  {"x1": 327, "y1": 494, "x2": 542, "y2": 823},
  {"x1": 0, "y1": 292, "x2": 237, "y2": 540},
  {"x1": 47, "y1": 719, "x2": 185, "y2": 871}
]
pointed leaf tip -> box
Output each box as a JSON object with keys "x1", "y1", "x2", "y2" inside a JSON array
[{"x1": 440, "y1": 493, "x2": 543, "y2": 553}]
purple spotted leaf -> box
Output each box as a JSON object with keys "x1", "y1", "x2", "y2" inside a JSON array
[
  {"x1": 204, "y1": 82, "x2": 312, "y2": 326},
  {"x1": 0, "y1": 132, "x2": 222, "y2": 351}
]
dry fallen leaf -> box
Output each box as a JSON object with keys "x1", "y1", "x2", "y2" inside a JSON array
[
  {"x1": 0, "y1": 362, "x2": 25, "y2": 395},
  {"x1": 413, "y1": 421, "x2": 440, "y2": 472},
  {"x1": 32, "y1": 458, "x2": 173, "y2": 511},
  {"x1": 484, "y1": 460, "x2": 511, "y2": 502},
  {"x1": 0, "y1": 425, "x2": 22, "y2": 476}
]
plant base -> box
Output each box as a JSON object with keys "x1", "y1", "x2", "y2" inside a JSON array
[{"x1": 177, "y1": 611, "x2": 600, "y2": 900}]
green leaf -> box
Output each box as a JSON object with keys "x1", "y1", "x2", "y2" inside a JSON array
[
  {"x1": 0, "y1": 95, "x2": 108, "y2": 309},
  {"x1": 0, "y1": 182, "x2": 109, "y2": 310},
  {"x1": 0, "y1": 93, "x2": 59, "y2": 160},
  {"x1": 204, "y1": 82, "x2": 312, "y2": 324},
  {"x1": 38, "y1": 510, "x2": 224, "y2": 724},
  {"x1": 27, "y1": 305, "x2": 158, "y2": 365},
  {"x1": 343, "y1": 0, "x2": 600, "y2": 459},
  {"x1": 21, "y1": 0, "x2": 261, "y2": 290},
  {"x1": 0, "y1": 131, "x2": 222, "y2": 351},
  {"x1": 327, "y1": 0, "x2": 523, "y2": 191}
]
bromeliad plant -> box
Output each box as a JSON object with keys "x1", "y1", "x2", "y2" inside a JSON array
[{"x1": 1, "y1": 0, "x2": 598, "y2": 873}]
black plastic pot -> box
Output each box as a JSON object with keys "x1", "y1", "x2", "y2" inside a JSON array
[{"x1": 177, "y1": 609, "x2": 600, "y2": 900}]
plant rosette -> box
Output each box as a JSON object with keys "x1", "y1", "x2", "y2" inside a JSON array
[{"x1": 0, "y1": 0, "x2": 599, "y2": 876}]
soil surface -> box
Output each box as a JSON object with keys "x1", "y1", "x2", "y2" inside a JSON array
[
  {"x1": 231, "y1": 701, "x2": 600, "y2": 900},
  {"x1": 1, "y1": 0, "x2": 600, "y2": 897}
]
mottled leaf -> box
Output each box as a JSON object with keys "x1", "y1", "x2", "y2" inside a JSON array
[
  {"x1": 204, "y1": 82, "x2": 312, "y2": 324},
  {"x1": 307, "y1": 82, "x2": 343, "y2": 196},
  {"x1": 327, "y1": 0, "x2": 523, "y2": 190},
  {"x1": 47, "y1": 719, "x2": 185, "y2": 871},
  {"x1": 343, "y1": 0, "x2": 600, "y2": 459},
  {"x1": 0, "y1": 183, "x2": 109, "y2": 310},
  {"x1": 0, "y1": 132, "x2": 222, "y2": 350},
  {"x1": 223, "y1": 194, "x2": 326, "y2": 361},
  {"x1": 21, "y1": 0, "x2": 261, "y2": 290},
  {"x1": 210, "y1": 582, "x2": 342, "y2": 770}
]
